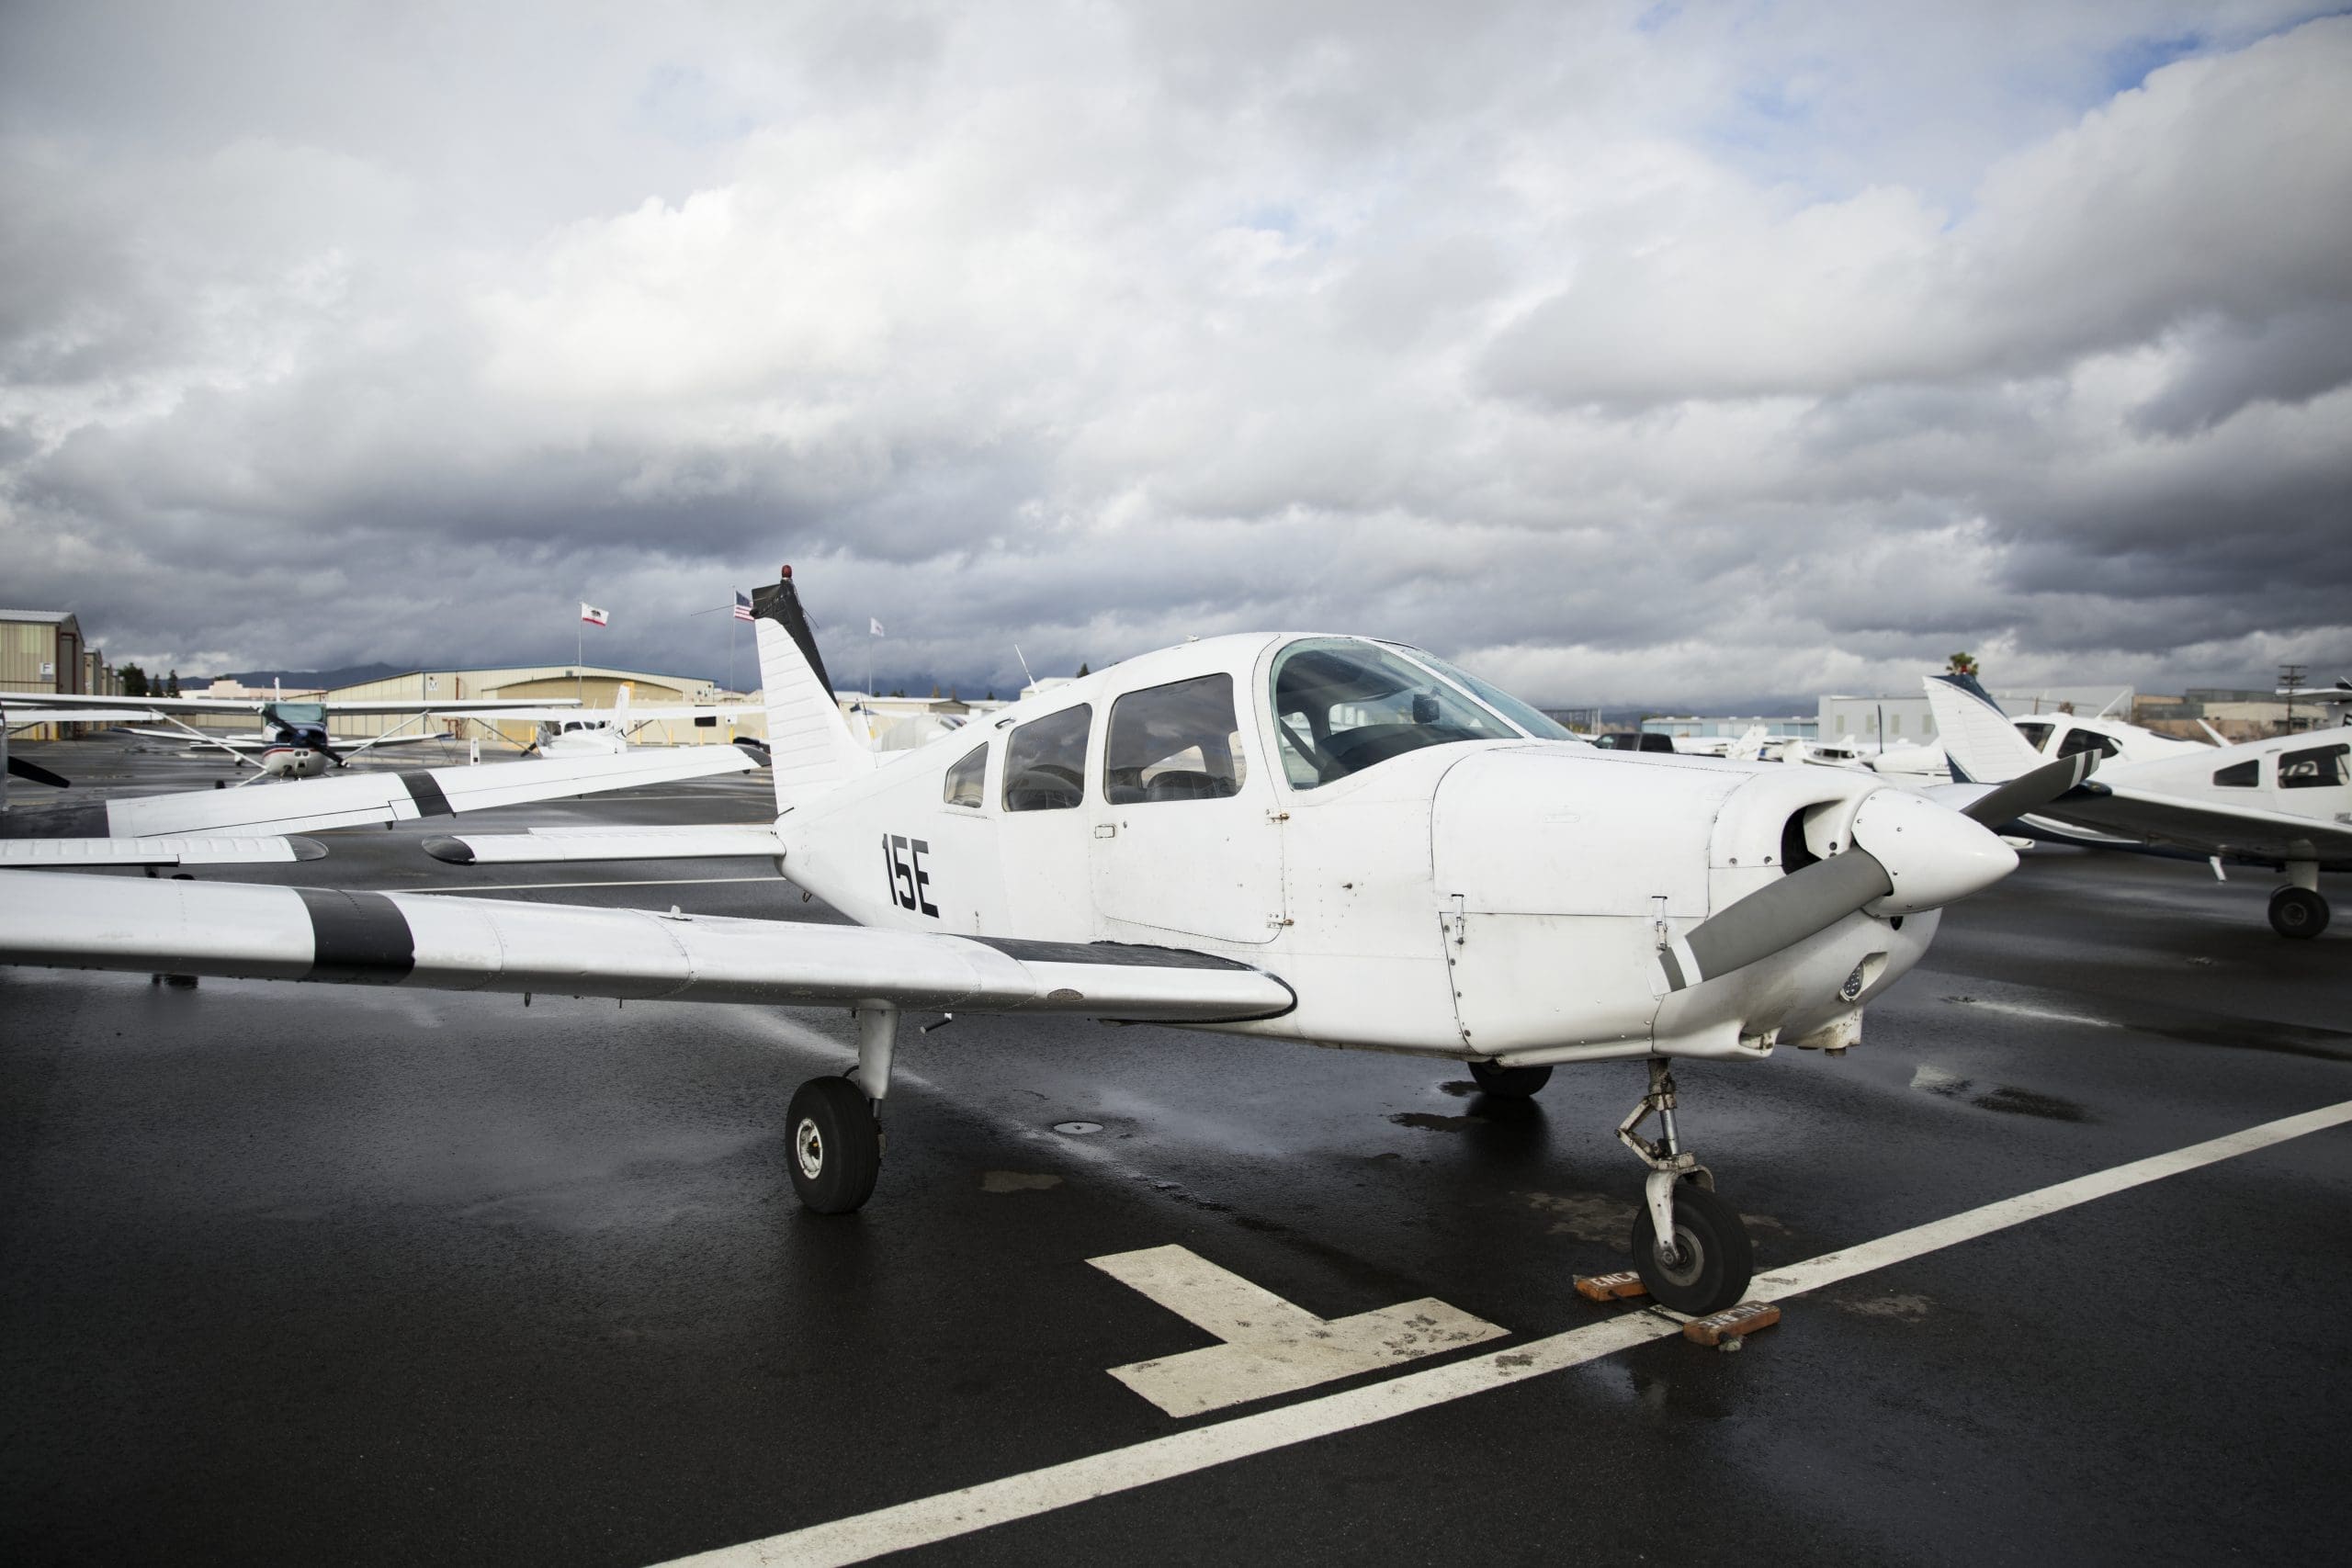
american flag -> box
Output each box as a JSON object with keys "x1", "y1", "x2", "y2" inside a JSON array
[{"x1": 732, "y1": 591, "x2": 754, "y2": 622}]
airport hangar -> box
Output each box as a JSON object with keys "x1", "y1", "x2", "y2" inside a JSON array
[{"x1": 316, "y1": 664, "x2": 747, "y2": 750}]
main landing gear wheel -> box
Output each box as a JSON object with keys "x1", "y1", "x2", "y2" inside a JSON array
[
  {"x1": 786, "y1": 1076, "x2": 882, "y2": 1213},
  {"x1": 1468, "y1": 1059, "x2": 1554, "y2": 1099},
  {"x1": 2268, "y1": 886, "x2": 2330, "y2": 940},
  {"x1": 1628, "y1": 1179, "x2": 1752, "y2": 1316}
]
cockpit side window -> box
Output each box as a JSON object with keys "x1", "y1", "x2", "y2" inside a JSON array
[
  {"x1": 1105, "y1": 674, "x2": 1247, "y2": 804},
  {"x1": 2278, "y1": 742, "x2": 2349, "y2": 789},
  {"x1": 944, "y1": 742, "x2": 989, "y2": 808},
  {"x1": 1002, "y1": 705, "x2": 1091, "y2": 812},
  {"x1": 1400, "y1": 650, "x2": 1577, "y2": 740},
  {"x1": 1268, "y1": 638, "x2": 1519, "y2": 789}
]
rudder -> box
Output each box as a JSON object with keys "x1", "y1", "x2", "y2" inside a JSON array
[{"x1": 751, "y1": 567, "x2": 871, "y2": 810}]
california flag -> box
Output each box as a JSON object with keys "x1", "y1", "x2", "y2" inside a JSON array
[{"x1": 581, "y1": 603, "x2": 609, "y2": 626}]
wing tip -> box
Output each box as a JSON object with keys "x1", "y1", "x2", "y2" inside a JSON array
[{"x1": 421, "y1": 836, "x2": 475, "y2": 864}]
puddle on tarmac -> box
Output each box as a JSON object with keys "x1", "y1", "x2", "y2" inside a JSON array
[{"x1": 979, "y1": 1171, "x2": 1064, "y2": 1193}]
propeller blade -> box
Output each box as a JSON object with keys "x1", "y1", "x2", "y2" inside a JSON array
[
  {"x1": 1660, "y1": 787, "x2": 2018, "y2": 992},
  {"x1": 1661, "y1": 847, "x2": 1892, "y2": 991},
  {"x1": 1956, "y1": 750, "x2": 2102, "y2": 828},
  {"x1": 7, "y1": 754, "x2": 72, "y2": 789}
]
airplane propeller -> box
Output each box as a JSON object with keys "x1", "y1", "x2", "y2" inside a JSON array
[
  {"x1": 1657, "y1": 752, "x2": 2101, "y2": 994},
  {"x1": 7, "y1": 754, "x2": 71, "y2": 789}
]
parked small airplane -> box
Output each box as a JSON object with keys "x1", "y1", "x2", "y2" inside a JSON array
[
  {"x1": 0, "y1": 571, "x2": 2093, "y2": 1314},
  {"x1": 0, "y1": 693, "x2": 763, "y2": 869},
  {"x1": 1926, "y1": 674, "x2": 2348, "y2": 938},
  {"x1": 488, "y1": 685, "x2": 758, "y2": 758},
  {"x1": 0, "y1": 688, "x2": 562, "y2": 781}
]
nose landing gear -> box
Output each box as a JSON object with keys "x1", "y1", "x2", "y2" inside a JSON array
[{"x1": 1617, "y1": 1059, "x2": 1753, "y2": 1315}]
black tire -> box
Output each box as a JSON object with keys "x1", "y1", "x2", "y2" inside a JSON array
[
  {"x1": 786, "y1": 1077, "x2": 881, "y2": 1213},
  {"x1": 1628, "y1": 1179, "x2": 1752, "y2": 1315},
  {"x1": 2268, "y1": 886, "x2": 2330, "y2": 940},
  {"x1": 1467, "y1": 1059, "x2": 1554, "y2": 1099}
]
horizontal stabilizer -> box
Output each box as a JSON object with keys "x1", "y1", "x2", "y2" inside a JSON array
[
  {"x1": 94, "y1": 743, "x2": 760, "y2": 840},
  {"x1": 424, "y1": 824, "x2": 786, "y2": 864},
  {"x1": 0, "y1": 835, "x2": 326, "y2": 868},
  {"x1": 0, "y1": 872, "x2": 1296, "y2": 1023}
]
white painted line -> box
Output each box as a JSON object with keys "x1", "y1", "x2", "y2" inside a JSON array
[
  {"x1": 396, "y1": 876, "x2": 786, "y2": 895},
  {"x1": 650, "y1": 1098, "x2": 2352, "y2": 1568},
  {"x1": 1951, "y1": 998, "x2": 2122, "y2": 1030},
  {"x1": 1091, "y1": 1244, "x2": 1506, "y2": 1416}
]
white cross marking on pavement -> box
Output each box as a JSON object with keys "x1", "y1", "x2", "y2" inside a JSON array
[{"x1": 1089, "y1": 1243, "x2": 1509, "y2": 1416}]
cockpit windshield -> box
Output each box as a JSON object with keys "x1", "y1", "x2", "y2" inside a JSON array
[
  {"x1": 266, "y1": 703, "x2": 326, "y2": 726},
  {"x1": 1268, "y1": 637, "x2": 1522, "y2": 788}
]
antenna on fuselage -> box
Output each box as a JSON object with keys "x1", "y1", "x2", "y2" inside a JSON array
[{"x1": 1013, "y1": 642, "x2": 1036, "y2": 692}]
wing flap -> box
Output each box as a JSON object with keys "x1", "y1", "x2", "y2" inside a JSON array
[
  {"x1": 0, "y1": 873, "x2": 1295, "y2": 1021},
  {"x1": 423, "y1": 824, "x2": 786, "y2": 864},
  {"x1": 0, "y1": 835, "x2": 327, "y2": 868}
]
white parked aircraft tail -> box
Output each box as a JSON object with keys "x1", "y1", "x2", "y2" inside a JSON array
[
  {"x1": 1921, "y1": 674, "x2": 2046, "y2": 784},
  {"x1": 751, "y1": 568, "x2": 872, "y2": 811}
]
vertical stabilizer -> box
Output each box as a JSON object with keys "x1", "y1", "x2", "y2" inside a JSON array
[
  {"x1": 751, "y1": 567, "x2": 871, "y2": 809},
  {"x1": 1922, "y1": 674, "x2": 2044, "y2": 784}
]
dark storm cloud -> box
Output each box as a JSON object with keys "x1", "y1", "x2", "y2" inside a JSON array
[{"x1": 1, "y1": 0, "x2": 2346, "y2": 705}]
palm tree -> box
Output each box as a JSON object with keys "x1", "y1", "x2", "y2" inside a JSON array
[{"x1": 1945, "y1": 652, "x2": 1979, "y2": 678}]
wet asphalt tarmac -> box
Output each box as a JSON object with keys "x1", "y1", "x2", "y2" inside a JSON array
[{"x1": 2, "y1": 736, "x2": 2347, "y2": 1566}]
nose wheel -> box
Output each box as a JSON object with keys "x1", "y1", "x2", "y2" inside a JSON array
[{"x1": 1617, "y1": 1060, "x2": 1754, "y2": 1315}]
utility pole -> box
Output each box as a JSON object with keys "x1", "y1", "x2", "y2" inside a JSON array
[{"x1": 2281, "y1": 662, "x2": 2305, "y2": 735}]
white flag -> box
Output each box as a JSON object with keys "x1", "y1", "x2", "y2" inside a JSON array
[
  {"x1": 869, "y1": 617, "x2": 885, "y2": 637},
  {"x1": 581, "y1": 603, "x2": 608, "y2": 626}
]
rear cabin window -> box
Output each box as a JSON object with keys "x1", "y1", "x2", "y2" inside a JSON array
[
  {"x1": 1002, "y1": 705, "x2": 1091, "y2": 811},
  {"x1": 2214, "y1": 759, "x2": 2259, "y2": 787},
  {"x1": 944, "y1": 743, "x2": 988, "y2": 807},
  {"x1": 2278, "y1": 743, "x2": 2349, "y2": 789},
  {"x1": 1105, "y1": 674, "x2": 1247, "y2": 804},
  {"x1": 2015, "y1": 722, "x2": 2055, "y2": 751},
  {"x1": 1268, "y1": 638, "x2": 1518, "y2": 788}
]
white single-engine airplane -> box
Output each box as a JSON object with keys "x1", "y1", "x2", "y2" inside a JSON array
[
  {"x1": 486, "y1": 685, "x2": 759, "y2": 758},
  {"x1": 0, "y1": 571, "x2": 2095, "y2": 1314},
  {"x1": 0, "y1": 692, "x2": 764, "y2": 871},
  {"x1": 0, "y1": 688, "x2": 570, "y2": 781},
  {"x1": 1926, "y1": 673, "x2": 2349, "y2": 938}
]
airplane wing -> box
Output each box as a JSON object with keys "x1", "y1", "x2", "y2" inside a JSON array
[
  {"x1": 423, "y1": 824, "x2": 786, "y2": 863},
  {"x1": 2030, "y1": 785, "x2": 2352, "y2": 864},
  {"x1": 6, "y1": 708, "x2": 163, "y2": 728},
  {"x1": 1, "y1": 691, "x2": 267, "y2": 716},
  {"x1": 0, "y1": 873, "x2": 1295, "y2": 1023},
  {"x1": 25, "y1": 744, "x2": 761, "y2": 840},
  {"x1": 122, "y1": 727, "x2": 270, "y2": 749},
  {"x1": 0, "y1": 836, "x2": 328, "y2": 869}
]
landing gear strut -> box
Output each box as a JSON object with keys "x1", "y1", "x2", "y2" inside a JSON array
[
  {"x1": 2268, "y1": 863, "x2": 2329, "y2": 940},
  {"x1": 1617, "y1": 1059, "x2": 1753, "y2": 1315},
  {"x1": 786, "y1": 1004, "x2": 896, "y2": 1213}
]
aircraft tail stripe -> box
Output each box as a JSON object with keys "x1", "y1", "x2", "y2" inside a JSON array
[
  {"x1": 400, "y1": 771, "x2": 456, "y2": 817},
  {"x1": 296, "y1": 888, "x2": 416, "y2": 986}
]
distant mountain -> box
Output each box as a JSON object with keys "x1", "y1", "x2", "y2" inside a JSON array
[{"x1": 188, "y1": 663, "x2": 411, "y2": 691}]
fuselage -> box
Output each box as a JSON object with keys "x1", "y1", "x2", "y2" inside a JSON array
[{"x1": 773, "y1": 634, "x2": 1945, "y2": 1068}]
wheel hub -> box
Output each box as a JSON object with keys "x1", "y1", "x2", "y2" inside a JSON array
[
  {"x1": 1653, "y1": 1224, "x2": 1706, "y2": 1289},
  {"x1": 794, "y1": 1116, "x2": 825, "y2": 1179}
]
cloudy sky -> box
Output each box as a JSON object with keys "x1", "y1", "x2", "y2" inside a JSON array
[{"x1": 3, "y1": 1, "x2": 2347, "y2": 706}]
